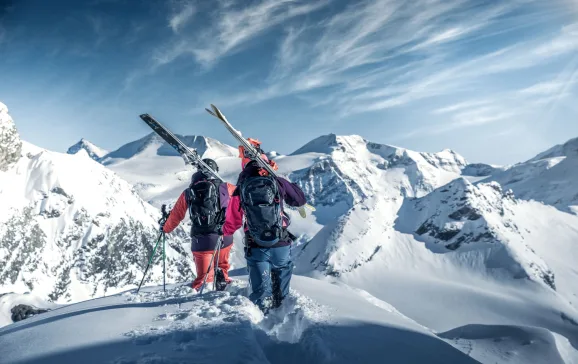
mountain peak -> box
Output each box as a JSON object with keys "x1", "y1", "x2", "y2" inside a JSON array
[
  {"x1": 101, "y1": 132, "x2": 237, "y2": 162},
  {"x1": 290, "y1": 133, "x2": 374, "y2": 155},
  {"x1": 67, "y1": 138, "x2": 108, "y2": 161}
]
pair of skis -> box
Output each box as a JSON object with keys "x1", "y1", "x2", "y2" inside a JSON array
[
  {"x1": 205, "y1": 105, "x2": 315, "y2": 218},
  {"x1": 139, "y1": 105, "x2": 315, "y2": 217},
  {"x1": 139, "y1": 113, "x2": 225, "y2": 183}
]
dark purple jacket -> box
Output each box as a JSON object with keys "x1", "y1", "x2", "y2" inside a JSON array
[{"x1": 223, "y1": 163, "x2": 307, "y2": 247}]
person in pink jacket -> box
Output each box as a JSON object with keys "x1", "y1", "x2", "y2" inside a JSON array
[{"x1": 223, "y1": 141, "x2": 306, "y2": 312}]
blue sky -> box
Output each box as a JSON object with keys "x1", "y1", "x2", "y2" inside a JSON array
[{"x1": 0, "y1": 0, "x2": 577, "y2": 165}]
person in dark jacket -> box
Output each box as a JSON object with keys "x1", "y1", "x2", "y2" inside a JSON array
[
  {"x1": 162, "y1": 158, "x2": 236, "y2": 291},
  {"x1": 223, "y1": 141, "x2": 306, "y2": 312}
]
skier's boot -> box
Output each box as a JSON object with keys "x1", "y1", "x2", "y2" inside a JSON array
[{"x1": 215, "y1": 268, "x2": 227, "y2": 291}]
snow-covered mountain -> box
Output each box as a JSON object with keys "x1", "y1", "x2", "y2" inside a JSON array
[
  {"x1": 0, "y1": 104, "x2": 195, "y2": 306},
  {"x1": 487, "y1": 136, "x2": 578, "y2": 214},
  {"x1": 287, "y1": 134, "x2": 467, "y2": 219},
  {"x1": 397, "y1": 179, "x2": 555, "y2": 287},
  {"x1": 66, "y1": 138, "x2": 108, "y2": 161},
  {"x1": 101, "y1": 132, "x2": 237, "y2": 162},
  {"x1": 100, "y1": 132, "x2": 240, "y2": 208},
  {"x1": 2, "y1": 101, "x2": 578, "y2": 363}
]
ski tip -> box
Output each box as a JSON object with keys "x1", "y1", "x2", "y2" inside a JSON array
[
  {"x1": 210, "y1": 104, "x2": 227, "y2": 120},
  {"x1": 305, "y1": 203, "x2": 316, "y2": 211},
  {"x1": 205, "y1": 108, "x2": 216, "y2": 116},
  {"x1": 139, "y1": 113, "x2": 149, "y2": 119},
  {"x1": 298, "y1": 206, "x2": 307, "y2": 218}
]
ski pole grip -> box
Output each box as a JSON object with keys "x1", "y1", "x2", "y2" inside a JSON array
[{"x1": 161, "y1": 204, "x2": 169, "y2": 219}]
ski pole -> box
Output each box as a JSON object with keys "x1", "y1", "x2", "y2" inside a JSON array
[
  {"x1": 199, "y1": 238, "x2": 221, "y2": 295},
  {"x1": 160, "y1": 204, "x2": 169, "y2": 293},
  {"x1": 136, "y1": 205, "x2": 170, "y2": 294},
  {"x1": 213, "y1": 237, "x2": 223, "y2": 291},
  {"x1": 162, "y1": 233, "x2": 166, "y2": 292},
  {"x1": 136, "y1": 232, "x2": 163, "y2": 294}
]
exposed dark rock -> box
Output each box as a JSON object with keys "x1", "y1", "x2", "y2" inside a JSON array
[
  {"x1": 51, "y1": 187, "x2": 69, "y2": 198},
  {"x1": 11, "y1": 304, "x2": 50, "y2": 323},
  {"x1": 437, "y1": 229, "x2": 460, "y2": 241},
  {"x1": 416, "y1": 221, "x2": 434, "y2": 236},
  {"x1": 448, "y1": 206, "x2": 482, "y2": 221},
  {"x1": 561, "y1": 312, "x2": 578, "y2": 326}
]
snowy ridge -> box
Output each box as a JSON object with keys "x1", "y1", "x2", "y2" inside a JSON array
[
  {"x1": 101, "y1": 132, "x2": 237, "y2": 162},
  {"x1": 3, "y1": 278, "x2": 575, "y2": 364},
  {"x1": 0, "y1": 278, "x2": 482, "y2": 364},
  {"x1": 287, "y1": 135, "x2": 473, "y2": 278},
  {"x1": 288, "y1": 134, "x2": 466, "y2": 220},
  {"x1": 66, "y1": 138, "x2": 108, "y2": 161}
]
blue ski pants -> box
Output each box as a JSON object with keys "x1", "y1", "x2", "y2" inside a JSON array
[{"x1": 245, "y1": 245, "x2": 293, "y2": 311}]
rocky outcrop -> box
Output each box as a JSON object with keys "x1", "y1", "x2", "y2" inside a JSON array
[
  {"x1": 11, "y1": 304, "x2": 50, "y2": 323},
  {"x1": 0, "y1": 102, "x2": 22, "y2": 171}
]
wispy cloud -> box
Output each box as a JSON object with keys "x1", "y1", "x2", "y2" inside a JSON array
[
  {"x1": 219, "y1": 1, "x2": 577, "y2": 118},
  {"x1": 518, "y1": 78, "x2": 578, "y2": 96},
  {"x1": 412, "y1": 67, "x2": 578, "y2": 138},
  {"x1": 153, "y1": 0, "x2": 329, "y2": 68},
  {"x1": 213, "y1": 0, "x2": 556, "y2": 111},
  {"x1": 129, "y1": 0, "x2": 577, "y2": 135},
  {"x1": 168, "y1": 1, "x2": 195, "y2": 33},
  {"x1": 432, "y1": 100, "x2": 493, "y2": 115}
]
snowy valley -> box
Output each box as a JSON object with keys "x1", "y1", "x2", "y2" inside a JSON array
[{"x1": 1, "y1": 102, "x2": 578, "y2": 363}]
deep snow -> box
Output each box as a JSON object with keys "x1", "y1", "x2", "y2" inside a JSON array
[{"x1": 3, "y1": 276, "x2": 561, "y2": 364}]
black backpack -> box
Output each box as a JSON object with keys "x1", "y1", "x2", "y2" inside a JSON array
[
  {"x1": 239, "y1": 175, "x2": 284, "y2": 247},
  {"x1": 186, "y1": 178, "x2": 222, "y2": 236}
]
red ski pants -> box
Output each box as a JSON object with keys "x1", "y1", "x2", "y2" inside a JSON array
[{"x1": 192, "y1": 244, "x2": 232, "y2": 290}]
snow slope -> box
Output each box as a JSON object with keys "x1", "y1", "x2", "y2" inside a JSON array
[
  {"x1": 1, "y1": 277, "x2": 540, "y2": 364},
  {"x1": 67, "y1": 138, "x2": 109, "y2": 161}
]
